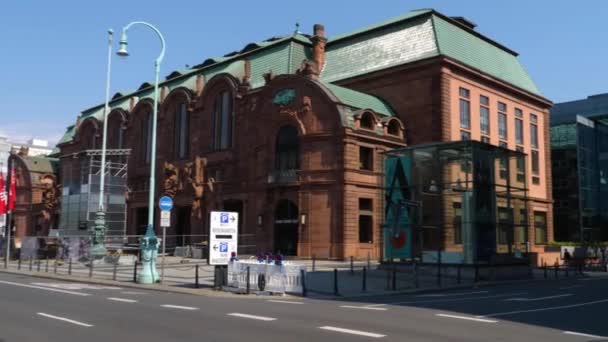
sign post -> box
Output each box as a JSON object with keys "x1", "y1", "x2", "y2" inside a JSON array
[
  {"x1": 209, "y1": 211, "x2": 239, "y2": 265},
  {"x1": 159, "y1": 196, "x2": 173, "y2": 283}
]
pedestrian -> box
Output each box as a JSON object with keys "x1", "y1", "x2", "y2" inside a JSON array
[{"x1": 564, "y1": 249, "x2": 572, "y2": 267}]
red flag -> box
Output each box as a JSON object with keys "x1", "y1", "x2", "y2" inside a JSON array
[
  {"x1": 0, "y1": 170, "x2": 6, "y2": 215},
  {"x1": 8, "y1": 167, "x2": 16, "y2": 211}
]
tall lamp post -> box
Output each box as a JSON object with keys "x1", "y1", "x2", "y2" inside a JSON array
[
  {"x1": 91, "y1": 29, "x2": 115, "y2": 258},
  {"x1": 116, "y1": 21, "x2": 165, "y2": 284}
]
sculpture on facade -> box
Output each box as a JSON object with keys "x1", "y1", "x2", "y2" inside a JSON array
[
  {"x1": 39, "y1": 175, "x2": 60, "y2": 235},
  {"x1": 163, "y1": 162, "x2": 179, "y2": 198},
  {"x1": 183, "y1": 156, "x2": 214, "y2": 219}
]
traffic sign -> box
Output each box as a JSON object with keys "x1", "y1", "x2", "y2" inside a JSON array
[
  {"x1": 159, "y1": 196, "x2": 173, "y2": 211},
  {"x1": 160, "y1": 210, "x2": 171, "y2": 228},
  {"x1": 209, "y1": 211, "x2": 239, "y2": 265}
]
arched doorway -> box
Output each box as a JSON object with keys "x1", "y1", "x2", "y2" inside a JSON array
[{"x1": 274, "y1": 199, "x2": 299, "y2": 256}]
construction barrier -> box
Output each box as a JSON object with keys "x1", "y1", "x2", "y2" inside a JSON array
[{"x1": 228, "y1": 260, "x2": 306, "y2": 294}]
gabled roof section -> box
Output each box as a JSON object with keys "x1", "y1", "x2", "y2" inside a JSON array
[
  {"x1": 56, "y1": 125, "x2": 76, "y2": 146},
  {"x1": 322, "y1": 9, "x2": 542, "y2": 97},
  {"x1": 324, "y1": 83, "x2": 395, "y2": 116},
  {"x1": 432, "y1": 15, "x2": 540, "y2": 95},
  {"x1": 551, "y1": 93, "x2": 608, "y2": 125}
]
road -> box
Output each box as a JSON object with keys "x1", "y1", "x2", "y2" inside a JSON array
[{"x1": 0, "y1": 272, "x2": 606, "y2": 341}]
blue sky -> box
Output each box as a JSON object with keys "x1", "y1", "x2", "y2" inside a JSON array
[{"x1": 1, "y1": 0, "x2": 607, "y2": 144}]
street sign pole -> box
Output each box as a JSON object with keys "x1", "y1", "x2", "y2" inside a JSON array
[
  {"x1": 161, "y1": 225, "x2": 166, "y2": 284},
  {"x1": 158, "y1": 196, "x2": 173, "y2": 284}
]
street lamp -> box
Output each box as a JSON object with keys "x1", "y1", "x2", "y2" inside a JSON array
[
  {"x1": 91, "y1": 29, "x2": 114, "y2": 259},
  {"x1": 117, "y1": 21, "x2": 166, "y2": 284}
]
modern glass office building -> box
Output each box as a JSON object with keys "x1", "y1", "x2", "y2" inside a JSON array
[{"x1": 551, "y1": 95, "x2": 608, "y2": 242}]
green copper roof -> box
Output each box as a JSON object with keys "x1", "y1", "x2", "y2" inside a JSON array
[
  {"x1": 57, "y1": 125, "x2": 75, "y2": 146},
  {"x1": 324, "y1": 83, "x2": 395, "y2": 116},
  {"x1": 21, "y1": 156, "x2": 59, "y2": 175},
  {"x1": 432, "y1": 15, "x2": 540, "y2": 95},
  {"x1": 322, "y1": 10, "x2": 541, "y2": 96}
]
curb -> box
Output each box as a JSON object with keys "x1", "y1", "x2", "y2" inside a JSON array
[{"x1": 0, "y1": 268, "x2": 232, "y2": 298}]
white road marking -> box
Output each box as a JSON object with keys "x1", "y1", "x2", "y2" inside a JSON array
[
  {"x1": 417, "y1": 291, "x2": 489, "y2": 298},
  {"x1": 479, "y1": 298, "x2": 608, "y2": 317},
  {"x1": 31, "y1": 282, "x2": 121, "y2": 290},
  {"x1": 559, "y1": 285, "x2": 583, "y2": 290},
  {"x1": 341, "y1": 305, "x2": 388, "y2": 311},
  {"x1": 436, "y1": 314, "x2": 497, "y2": 323},
  {"x1": 37, "y1": 313, "x2": 93, "y2": 327},
  {"x1": 122, "y1": 291, "x2": 148, "y2": 295},
  {"x1": 0, "y1": 280, "x2": 90, "y2": 296},
  {"x1": 228, "y1": 313, "x2": 277, "y2": 321},
  {"x1": 504, "y1": 294, "x2": 572, "y2": 302},
  {"x1": 319, "y1": 326, "x2": 386, "y2": 338},
  {"x1": 367, "y1": 292, "x2": 527, "y2": 307},
  {"x1": 563, "y1": 331, "x2": 605, "y2": 339},
  {"x1": 107, "y1": 297, "x2": 137, "y2": 303},
  {"x1": 160, "y1": 304, "x2": 199, "y2": 310},
  {"x1": 267, "y1": 300, "x2": 304, "y2": 305}
]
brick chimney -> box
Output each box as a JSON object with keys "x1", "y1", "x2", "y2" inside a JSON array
[{"x1": 311, "y1": 24, "x2": 327, "y2": 74}]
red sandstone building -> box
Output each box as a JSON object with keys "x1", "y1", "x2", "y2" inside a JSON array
[{"x1": 56, "y1": 9, "x2": 553, "y2": 260}]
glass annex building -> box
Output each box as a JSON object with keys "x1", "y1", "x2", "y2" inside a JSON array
[
  {"x1": 551, "y1": 94, "x2": 608, "y2": 242},
  {"x1": 383, "y1": 141, "x2": 530, "y2": 264}
]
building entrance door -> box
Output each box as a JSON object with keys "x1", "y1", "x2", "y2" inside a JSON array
[
  {"x1": 274, "y1": 199, "x2": 299, "y2": 256},
  {"x1": 175, "y1": 206, "x2": 191, "y2": 247}
]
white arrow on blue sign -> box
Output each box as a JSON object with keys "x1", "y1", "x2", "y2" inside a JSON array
[{"x1": 159, "y1": 196, "x2": 173, "y2": 211}]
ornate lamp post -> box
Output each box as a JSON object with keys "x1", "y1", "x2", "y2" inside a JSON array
[
  {"x1": 116, "y1": 21, "x2": 165, "y2": 284},
  {"x1": 91, "y1": 29, "x2": 115, "y2": 258}
]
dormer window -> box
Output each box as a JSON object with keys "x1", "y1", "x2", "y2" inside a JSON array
[
  {"x1": 360, "y1": 113, "x2": 375, "y2": 130},
  {"x1": 387, "y1": 120, "x2": 401, "y2": 136}
]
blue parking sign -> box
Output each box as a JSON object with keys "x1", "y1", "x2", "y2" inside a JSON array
[
  {"x1": 219, "y1": 242, "x2": 228, "y2": 253},
  {"x1": 220, "y1": 213, "x2": 229, "y2": 224}
]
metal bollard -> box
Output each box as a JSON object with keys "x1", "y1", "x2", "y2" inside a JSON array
[
  {"x1": 312, "y1": 255, "x2": 316, "y2": 272},
  {"x1": 301, "y1": 269, "x2": 307, "y2": 297},
  {"x1": 246, "y1": 266, "x2": 251, "y2": 294},
  {"x1": 37, "y1": 258, "x2": 41, "y2": 272},
  {"x1": 68, "y1": 258, "x2": 72, "y2": 275},
  {"x1": 554, "y1": 264, "x2": 558, "y2": 279},
  {"x1": 195, "y1": 264, "x2": 200, "y2": 289},
  {"x1": 543, "y1": 264, "x2": 547, "y2": 279},
  {"x1": 333, "y1": 269, "x2": 339, "y2": 296},
  {"x1": 457, "y1": 265, "x2": 462, "y2": 284},
  {"x1": 392, "y1": 266, "x2": 397, "y2": 291},
  {"x1": 89, "y1": 259, "x2": 94, "y2": 278},
  {"x1": 54, "y1": 254, "x2": 59, "y2": 274},
  {"x1": 414, "y1": 262, "x2": 419, "y2": 288},
  {"x1": 29, "y1": 258, "x2": 33, "y2": 271},
  {"x1": 17, "y1": 257, "x2": 21, "y2": 270},
  {"x1": 350, "y1": 256, "x2": 354, "y2": 275},
  {"x1": 112, "y1": 262, "x2": 118, "y2": 281},
  {"x1": 474, "y1": 264, "x2": 479, "y2": 282},
  {"x1": 362, "y1": 267, "x2": 367, "y2": 292},
  {"x1": 133, "y1": 262, "x2": 138, "y2": 283},
  {"x1": 45, "y1": 258, "x2": 49, "y2": 273}
]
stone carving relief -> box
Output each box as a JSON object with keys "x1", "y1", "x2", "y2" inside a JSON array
[
  {"x1": 163, "y1": 162, "x2": 179, "y2": 198},
  {"x1": 183, "y1": 156, "x2": 215, "y2": 219}
]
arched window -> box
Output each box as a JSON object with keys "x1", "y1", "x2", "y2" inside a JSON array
[
  {"x1": 108, "y1": 114, "x2": 124, "y2": 149},
  {"x1": 174, "y1": 102, "x2": 189, "y2": 159},
  {"x1": 387, "y1": 120, "x2": 401, "y2": 136},
  {"x1": 213, "y1": 91, "x2": 233, "y2": 150},
  {"x1": 141, "y1": 111, "x2": 153, "y2": 164},
  {"x1": 360, "y1": 113, "x2": 375, "y2": 130},
  {"x1": 80, "y1": 121, "x2": 97, "y2": 149},
  {"x1": 275, "y1": 125, "x2": 300, "y2": 170}
]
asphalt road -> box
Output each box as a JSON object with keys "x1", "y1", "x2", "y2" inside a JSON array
[{"x1": 0, "y1": 272, "x2": 606, "y2": 341}]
